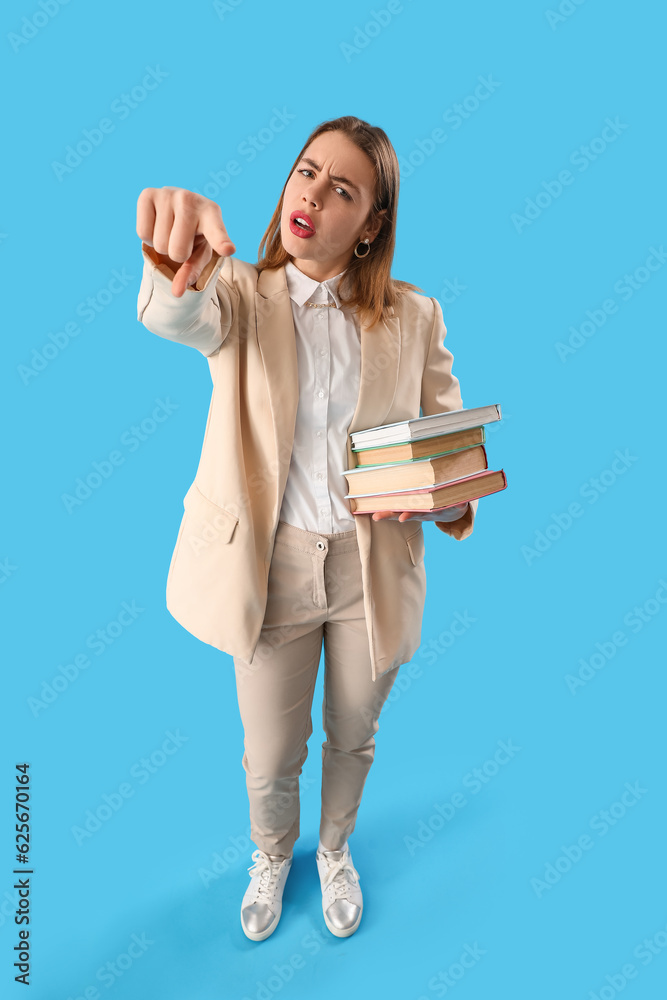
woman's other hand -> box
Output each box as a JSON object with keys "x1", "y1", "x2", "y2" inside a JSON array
[{"x1": 370, "y1": 503, "x2": 470, "y2": 522}]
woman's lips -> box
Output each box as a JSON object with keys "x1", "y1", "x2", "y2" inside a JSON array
[{"x1": 289, "y1": 210, "x2": 316, "y2": 238}]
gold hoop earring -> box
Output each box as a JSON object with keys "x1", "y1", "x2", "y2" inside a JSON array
[{"x1": 354, "y1": 238, "x2": 371, "y2": 258}]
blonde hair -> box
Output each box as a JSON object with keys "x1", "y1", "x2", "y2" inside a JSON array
[{"x1": 256, "y1": 115, "x2": 422, "y2": 328}]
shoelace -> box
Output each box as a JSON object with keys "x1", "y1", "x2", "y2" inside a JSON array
[
  {"x1": 246, "y1": 849, "x2": 287, "y2": 904},
  {"x1": 320, "y1": 854, "x2": 360, "y2": 901}
]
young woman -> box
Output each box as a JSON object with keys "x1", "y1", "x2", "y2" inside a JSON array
[{"x1": 136, "y1": 115, "x2": 477, "y2": 942}]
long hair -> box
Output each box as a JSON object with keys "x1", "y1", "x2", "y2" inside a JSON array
[{"x1": 255, "y1": 115, "x2": 422, "y2": 328}]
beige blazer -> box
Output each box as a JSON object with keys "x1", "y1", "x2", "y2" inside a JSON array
[{"x1": 137, "y1": 244, "x2": 477, "y2": 682}]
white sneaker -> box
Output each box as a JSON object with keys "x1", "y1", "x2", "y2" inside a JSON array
[
  {"x1": 240, "y1": 849, "x2": 293, "y2": 941},
  {"x1": 316, "y1": 842, "x2": 363, "y2": 937}
]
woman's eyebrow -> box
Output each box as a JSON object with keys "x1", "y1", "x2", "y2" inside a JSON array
[{"x1": 299, "y1": 157, "x2": 361, "y2": 194}]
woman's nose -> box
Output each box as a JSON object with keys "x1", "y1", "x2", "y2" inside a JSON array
[{"x1": 304, "y1": 181, "x2": 326, "y2": 207}]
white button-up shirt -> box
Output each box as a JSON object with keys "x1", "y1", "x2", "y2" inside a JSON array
[{"x1": 279, "y1": 260, "x2": 361, "y2": 534}]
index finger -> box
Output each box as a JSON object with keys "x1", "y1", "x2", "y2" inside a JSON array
[{"x1": 198, "y1": 205, "x2": 236, "y2": 258}]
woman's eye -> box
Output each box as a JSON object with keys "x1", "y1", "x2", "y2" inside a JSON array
[{"x1": 298, "y1": 169, "x2": 351, "y2": 200}]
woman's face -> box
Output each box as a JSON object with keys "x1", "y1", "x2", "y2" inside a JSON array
[{"x1": 280, "y1": 131, "x2": 384, "y2": 281}]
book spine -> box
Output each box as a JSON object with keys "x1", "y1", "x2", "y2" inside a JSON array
[{"x1": 350, "y1": 472, "x2": 507, "y2": 513}]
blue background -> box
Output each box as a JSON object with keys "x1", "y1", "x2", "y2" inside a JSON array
[{"x1": 3, "y1": 0, "x2": 666, "y2": 997}]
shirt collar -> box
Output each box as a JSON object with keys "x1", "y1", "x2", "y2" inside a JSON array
[{"x1": 284, "y1": 259, "x2": 347, "y2": 309}]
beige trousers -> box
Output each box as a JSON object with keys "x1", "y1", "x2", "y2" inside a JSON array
[{"x1": 232, "y1": 519, "x2": 400, "y2": 858}]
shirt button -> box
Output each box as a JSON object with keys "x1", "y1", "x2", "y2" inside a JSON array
[
  {"x1": 317, "y1": 472, "x2": 324, "y2": 479},
  {"x1": 317, "y1": 390, "x2": 324, "y2": 397},
  {"x1": 317, "y1": 430, "x2": 323, "y2": 437},
  {"x1": 320, "y1": 350, "x2": 326, "y2": 356}
]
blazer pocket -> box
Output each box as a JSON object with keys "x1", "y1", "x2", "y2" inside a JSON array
[
  {"x1": 405, "y1": 527, "x2": 425, "y2": 566},
  {"x1": 184, "y1": 483, "x2": 239, "y2": 544}
]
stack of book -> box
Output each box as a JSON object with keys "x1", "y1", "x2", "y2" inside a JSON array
[{"x1": 343, "y1": 403, "x2": 507, "y2": 515}]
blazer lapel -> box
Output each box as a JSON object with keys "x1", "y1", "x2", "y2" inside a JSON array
[
  {"x1": 346, "y1": 304, "x2": 401, "y2": 470},
  {"x1": 255, "y1": 264, "x2": 402, "y2": 486}
]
